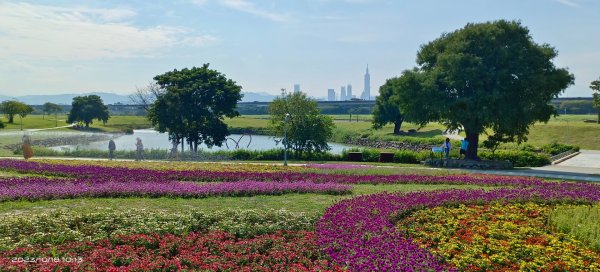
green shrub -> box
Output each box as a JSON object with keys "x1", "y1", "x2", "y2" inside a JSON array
[
  {"x1": 393, "y1": 150, "x2": 419, "y2": 164},
  {"x1": 541, "y1": 142, "x2": 580, "y2": 155},
  {"x1": 479, "y1": 150, "x2": 550, "y2": 167}
]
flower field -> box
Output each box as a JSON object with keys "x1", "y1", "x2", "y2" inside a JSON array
[{"x1": 0, "y1": 158, "x2": 599, "y2": 271}]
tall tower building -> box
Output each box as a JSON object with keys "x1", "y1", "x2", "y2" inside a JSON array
[
  {"x1": 293, "y1": 84, "x2": 300, "y2": 93},
  {"x1": 327, "y1": 89, "x2": 336, "y2": 101},
  {"x1": 361, "y1": 65, "x2": 370, "y2": 100},
  {"x1": 340, "y1": 86, "x2": 346, "y2": 101},
  {"x1": 347, "y1": 84, "x2": 352, "y2": 100}
]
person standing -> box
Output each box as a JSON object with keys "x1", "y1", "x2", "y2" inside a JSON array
[
  {"x1": 135, "y1": 138, "x2": 144, "y2": 161},
  {"x1": 22, "y1": 134, "x2": 34, "y2": 160},
  {"x1": 442, "y1": 138, "x2": 451, "y2": 159},
  {"x1": 459, "y1": 138, "x2": 469, "y2": 159},
  {"x1": 108, "y1": 139, "x2": 116, "y2": 160}
]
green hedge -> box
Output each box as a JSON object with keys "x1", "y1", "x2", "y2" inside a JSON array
[
  {"x1": 18, "y1": 145, "x2": 550, "y2": 167},
  {"x1": 478, "y1": 150, "x2": 550, "y2": 167}
]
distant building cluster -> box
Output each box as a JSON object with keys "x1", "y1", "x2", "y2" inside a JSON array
[
  {"x1": 326, "y1": 65, "x2": 371, "y2": 101},
  {"x1": 292, "y1": 65, "x2": 371, "y2": 102}
]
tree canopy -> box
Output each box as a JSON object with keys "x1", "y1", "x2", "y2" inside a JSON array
[
  {"x1": 67, "y1": 95, "x2": 110, "y2": 128},
  {"x1": 401, "y1": 20, "x2": 573, "y2": 159},
  {"x1": 372, "y1": 69, "x2": 442, "y2": 134},
  {"x1": 42, "y1": 102, "x2": 62, "y2": 119},
  {"x1": 269, "y1": 91, "x2": 334, "y2": 156},
  {"x1": 591, "y1": 77, "x2": 600, "y2": 124},
  {"x1": 1, "y1": 100, "x2": 31, "y2": 124},
  {"x1": 372, "y1": 78, "x2": 404, "y2": 134},
  {"x1": 147, "y1": 64, "x2": 243, "y2": 152}
]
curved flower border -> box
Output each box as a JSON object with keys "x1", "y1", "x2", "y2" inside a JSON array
[{"x1": 316, "y1": 182, "x2": 600, "y2": 271}]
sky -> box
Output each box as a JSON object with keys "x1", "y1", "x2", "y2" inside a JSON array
[{"x1": 0, "y1": 0, "x2": 599, "y2": 98}]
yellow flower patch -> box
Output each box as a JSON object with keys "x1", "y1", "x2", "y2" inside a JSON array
[{"x1": 398, "y1": 203, "x2": 600, "y2": 271}]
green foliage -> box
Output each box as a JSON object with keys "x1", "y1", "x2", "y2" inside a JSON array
[
  {"x1": 407, "y1": 20, "x2": 574, "y2": 159},
  {"x1": 540, "y1": 142, "x2": 579, "y2": 155},
  {"x1": 42, "y1": 102, "x2": 62, "y2": 118},
  {"x1": 372, "y1": 78, "x2": 404, "y2": 134},
  {"x1": 478, "y1": 150, "x2": 550, "y2": 167},
  {"x1": 148, "y1": 64, "x2": 242, "y2": 151},
  {"x1": 0, "y1": 100, "x2": 33, "y2": 124},
  {"x1": 591, "y1": 77, "x2": 600, "y2": 123},
  {"x1": 67, "y1": 95, "x2": 110, "y2": 127},
  {"x1": 549, "y1": 204, "x2": 600, "y2": 251},
  {"x1": 269, "y1": 91, "x2": 334, "y2": 155}
]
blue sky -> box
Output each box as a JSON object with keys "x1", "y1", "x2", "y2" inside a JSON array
[{"x1": 0, "y1": 0, "x2": 599, "y2": 98}]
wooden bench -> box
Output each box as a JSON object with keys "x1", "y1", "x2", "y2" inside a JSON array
[
  {"x1": 348, "y1": 152, "x2": 363, "y2": 162},
  {"x1": 379, "y1": 152, "x2": 394, "y2": 163}
]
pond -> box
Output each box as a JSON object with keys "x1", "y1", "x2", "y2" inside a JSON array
[{"x1": 49, "y1": 129, "x2": 353, "y2": 154}]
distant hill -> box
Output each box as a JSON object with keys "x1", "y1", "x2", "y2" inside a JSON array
[
  {"x1": 0, "y1": 92, "x2": 131, "y2": 105},
  {"x1": 0, "y1": 91, "x2": 279, "y2": 105},
  {"x1": 240, "y1": 92, "x2": 277, "y2": 102}
]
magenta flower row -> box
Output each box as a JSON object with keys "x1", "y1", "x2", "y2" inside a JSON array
[
  {"x1": 305, "y1": 164, "x2": 374, "y2": 169},
  {"x1": 0, "y1": 159, "x2": 546, "y2": 187},
  {"x1": 0, "y1": 177, "x2": 350, "y2": 201},
  {"x1": 316, "y1": 182, "x2": 600, "y2": 271}
]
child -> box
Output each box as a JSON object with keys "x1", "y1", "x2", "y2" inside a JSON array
[{"x1": 442, "y1": 138, "x2": 451, "y2": 159}]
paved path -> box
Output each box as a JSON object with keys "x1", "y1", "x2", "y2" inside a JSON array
[{"x1": 465, "y1": 150, "x2": 600, "y2": 182}]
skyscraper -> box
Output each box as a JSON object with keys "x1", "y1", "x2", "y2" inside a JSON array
[
  {"x1": 340, "y1": 86, "x2": 346, "y2": 101},
  {"x1": 293, "y1": 84, "x2": 300, "y2": 93},
  {"x1": 361, "y1": 65, "x2": 370, "y2": 100},
  {"x1": 347, "y1": 84, "x2": 352, "y2": 100},
  {"x1": 327, "y1": 89, "x2": 336, "y2": 101}
]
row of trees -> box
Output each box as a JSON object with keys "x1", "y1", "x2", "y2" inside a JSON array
[
  {"x1": 372, "y1": 20, "x2": 575, "y2": 159},
  {"x1": 133, "y1": 64, "x2": 333, "y2": 155},
  {"x1": 0, "y1": 97, "x2": 110, "y2": 130}
]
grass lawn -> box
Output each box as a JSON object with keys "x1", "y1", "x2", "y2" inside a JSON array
[{"x1": 0, "y1": 183, "x2": 484, "y2": 215}]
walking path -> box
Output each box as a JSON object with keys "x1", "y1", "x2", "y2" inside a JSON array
[{"x1": 466, "y1": 150, "x2": 600, "y2": 182}]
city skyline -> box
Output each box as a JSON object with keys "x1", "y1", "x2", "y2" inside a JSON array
[{"x1": 1, "y1": 1, "x2": 599, "y2": 98}]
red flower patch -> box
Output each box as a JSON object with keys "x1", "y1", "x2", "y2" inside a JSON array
[{"x1": 1, "y1": 230, "x2": 342, "y2": 271}]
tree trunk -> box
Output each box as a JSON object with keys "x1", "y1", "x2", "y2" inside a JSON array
[
  {"x1": 597, "y1": 111, "x2": 600, "y2": 124},
  {"x1": 8, "y1": 115, "x2": 13, "y2": 123},
  {"x1": 465, "y1": 131, "x2": 479, "y2": 160},
  {"x1": 393, "y1": 115, "x2": 404, "y2": 135},
  {"x1": 85, "y1": 122, "x2": 90, "y2": 128}
]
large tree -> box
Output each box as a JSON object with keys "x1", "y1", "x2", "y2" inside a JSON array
[
  {"x1": 409, "y1": 20, "x2": 573, "y2": 159},
  {"x1": 591, "y1": 77, "x2": 600, "y2": 124},
  {"x1": 0, "y1": 100, "x2": 28, "y2": 123},
  {"x1": 16, "y1": 103, "x2": 33, "y2": 131},
  {"x1": 67, "y1": 95, "x2": 110, "y2": 128},
  {"x1": 148, "y1": 64, "x2": 243, "y2": 152},
  {"x1": 372, "y1": 78, "x2": 404, "y2": 134},
  {"x1": 372, "y1": 70, "x2": 442, "y2": 134},
  {"x1": 269, "y1": 90, "x2": 334, "y2": 156},
  {"x1": 42, "y1": 102, "x2": 62, "y2": 120}
]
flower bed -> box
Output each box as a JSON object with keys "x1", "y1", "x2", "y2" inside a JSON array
[
  {"x1": 399, "y1": 202, "x2": 600, "y2": 271},
  {"x1": 0, "y1": 177, "x2": 350, "y2": 201},
  {"x1": 0, "y1": 208, "x2": 318, "y2": 251},
  {"x1": 305, "y1": 163, "x2": 374, "y2": 169},
  {"x1": 0, "y1": 159, "x2": 546, "y2": 187},
  {"x1": 0, "y1": 230, "x2": 342, "y2": 271},
  {"x1": 316, "y1": 182, "x2": 600, "y2": 271}
]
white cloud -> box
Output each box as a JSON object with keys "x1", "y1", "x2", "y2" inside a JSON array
[
  {"x1": 554, "y1": 0, "x2": 580, "y2": 8},
  {"x1": 219, "y1": 0, "x2": 289, "y2": 22},
  {"x1": 0, "y1": 2, "x2": 216, "y2": 60}
]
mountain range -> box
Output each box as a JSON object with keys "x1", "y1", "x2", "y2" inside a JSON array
[{"x1": 0, "y1": 91, "x2": 278, "y2": 105}]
